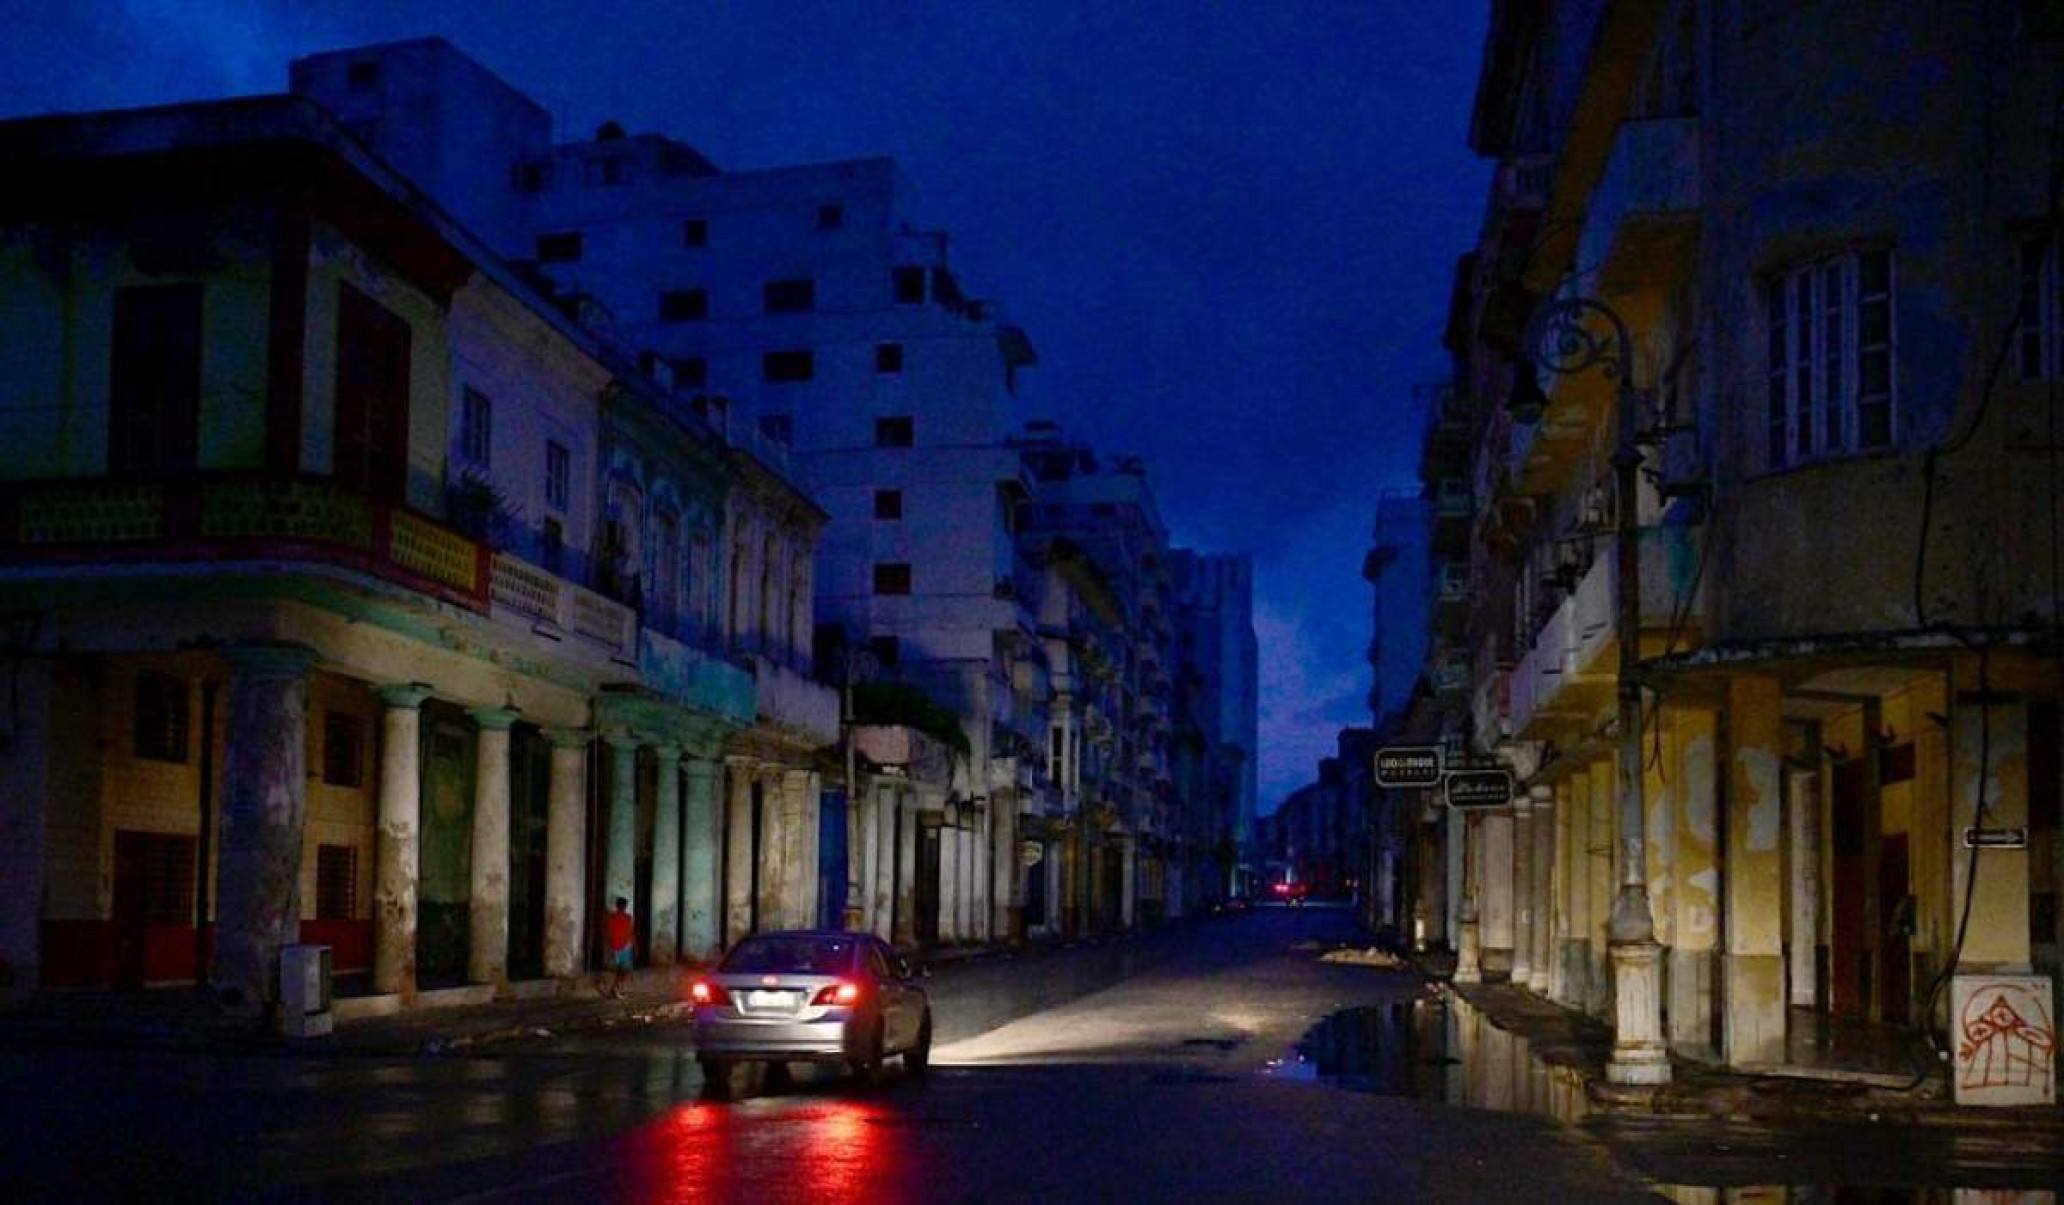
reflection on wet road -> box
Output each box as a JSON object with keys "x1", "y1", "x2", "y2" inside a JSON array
[{"x1": 5, "y1": 907, "x2": 2056, "y2": 1202}]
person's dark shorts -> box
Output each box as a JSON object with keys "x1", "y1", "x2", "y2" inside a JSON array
[{"x1": 611, "y1": 946, "x2": 633, "y2": 971}]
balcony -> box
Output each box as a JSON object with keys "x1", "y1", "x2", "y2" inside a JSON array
[
  {"x1": 489, "y1": 552, "x2": 636, "y2": 661},
  {"x1": 2, "y1": 475, "x2": 489, "y2": 611},
  {"x1": 1431, "y1": 654, "x2": 1471, "y2": 699},
  {"x1": 1574, "y1": 116, "x2": 1700, "y2": 296},
  {"x1": 1507, "y1": 526, "x2": 1703, "y2": 739},
  {"x1": 750, "y1": 654, "x2": 840, "y2": 748},
  {"x1": 638, "y1": 627, "x2": 756, "y2": 725}
]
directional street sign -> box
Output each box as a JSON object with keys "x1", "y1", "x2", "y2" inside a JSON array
[
  {"x1": 1964, "y1": 826, "x2": 2028, "y2": 849},
  {"x1": 1373, "y1": 745, "x2": 1443, "y2": 788},
  {"x1": 1444, "y1": 768, "x2": 1515, "y2": 809}
]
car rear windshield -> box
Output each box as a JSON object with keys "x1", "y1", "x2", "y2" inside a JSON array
[{"x1": 720, "y1": 936, "x2": 856, "y2": 974}]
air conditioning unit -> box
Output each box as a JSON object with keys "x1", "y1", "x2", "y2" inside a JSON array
[{"x1": 278, "y1": 944, "x2": 334, "y2": 1039}]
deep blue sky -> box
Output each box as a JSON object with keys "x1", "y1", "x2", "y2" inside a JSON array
[{"x1": 1, "y1": 1, "x2": 1489, "y2": 808}]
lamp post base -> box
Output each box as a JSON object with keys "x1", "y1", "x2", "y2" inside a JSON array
[
  {"x1": 1606, "y1": 937, "x2": 1671, "y2": 1085},
  {"x1": 1454, "y1": 912, "x2": 1482, "y2": 984}
]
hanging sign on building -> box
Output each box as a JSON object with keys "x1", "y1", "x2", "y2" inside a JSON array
[
  {"x1": 1964, "y1": 827, "x2": 2029, "y2": 849},
  {"x1": 1374, "y1": 745, "x2": 1444, "y2": 788},
  {"x1": 1444, "y1": 768, "x2": 1514, "y2": 809}
]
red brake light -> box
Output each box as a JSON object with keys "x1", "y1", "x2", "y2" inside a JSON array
[
  {"x1": 690, "y1": 980, "x2": 729, "y2": 1006},
  {"x1": 811, "y1": 981, "x2": 862, "y2": 1006}
]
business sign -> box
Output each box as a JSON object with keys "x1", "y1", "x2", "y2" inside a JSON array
[
  {"x1": 1964, "y1": 827, "x2": 2029, "y2": 850},
  {"x1": 1374, "y1": 746, "x2": 1443, "y2": 788},
  {"x1": 1445, "y1": 768, "x2": 1515, "y2": 809}
]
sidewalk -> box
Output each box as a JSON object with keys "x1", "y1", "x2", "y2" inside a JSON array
[{"x1": 1437, "y1": 976, "x2": 2064, "y2": 1134}]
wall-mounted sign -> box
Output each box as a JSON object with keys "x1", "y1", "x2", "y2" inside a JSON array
[
  {"x1": 1964, "y1": 827, "x2": 2029, "y2": 850},
  {"x1": 1374, "y1": 746, "x2": 1443, "y2": 788},
  {"x1": 1445, "y1": 768, "x2": 1515, "y2": 809}
]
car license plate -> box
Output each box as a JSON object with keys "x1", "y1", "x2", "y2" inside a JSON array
[{"x1": 747, "y1": 990, "x2": 794, "y2": 1011}]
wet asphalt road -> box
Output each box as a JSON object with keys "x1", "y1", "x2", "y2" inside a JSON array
[
  {"x1": 11, "y1": 907, "x2": 2054, "y2": 1202},
  {"x1": 4, "y1": 906, "x2": 1658, "y2": 1202}
]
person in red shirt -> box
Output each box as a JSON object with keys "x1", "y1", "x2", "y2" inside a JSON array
[{"x1": 604, "y1": 897, "x2": 635, "y2": 998}]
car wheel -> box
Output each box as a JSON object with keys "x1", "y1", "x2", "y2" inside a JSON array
[
  {"x1": 848, "y1": 1022, "x2": 885, "y2": 1087},
  {"x1": 698, "y1": 1056, "x2": 736, "y2": 1100},
  {"x1": 905, "y1": 1012, "x2": 933, "y2": 1077}
]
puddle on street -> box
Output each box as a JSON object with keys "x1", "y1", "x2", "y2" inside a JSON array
[{"x1": 1269, "y1": 995, "x2": 2059, "y2": 1200}]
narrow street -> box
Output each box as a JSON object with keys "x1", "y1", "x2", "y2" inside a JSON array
[{"x1": 5, "y1": 908, "x2": 1654, "y2": 1203}]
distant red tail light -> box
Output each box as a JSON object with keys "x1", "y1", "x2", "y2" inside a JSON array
[
  {"x1": 690, "y1": 980, "x2": 730, "y2": 1006},
  {"x1": 811, "y1": 981, "x2": 862, "y2": 1006}
]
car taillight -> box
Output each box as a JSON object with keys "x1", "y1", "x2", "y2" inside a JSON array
[
  {"x1": 811, "y1": 981, "x2": 862, "y2": 1006},
  {"x1": 690, "y1": 980, "x2": 730, "y2": 1006}
]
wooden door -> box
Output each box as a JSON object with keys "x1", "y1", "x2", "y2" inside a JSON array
[{"x1": 1830, "y1": 758, "x2": 1869, "y2": 1018}]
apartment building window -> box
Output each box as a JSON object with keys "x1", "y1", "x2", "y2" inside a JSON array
[
  {"x1": 874, "y1": 489, "x2": 903, "y2": 520},
  {"x1": 115, "y1": 831, "x2": 196, "y2": 926},
  {"x1": 315, "y1": 845, "x2": 357, "y2": 920},
  {"x1": 671, "y1": 357, "x2": 708, "y2": 389},
  {"x1": 583, "y1": 156, "x2": 630, "y2": 187},
  {"x1": 2019, "y1": 234, "x2": 2064, "y2": 381},
  {"x1": 545, "y1": 440, "x2": 570, "y2": 511},
  {"x1": 660, "y1": 288, "x2": 708, "y2": 321},
  {"x1": 535, "y1": 232, "x2": 582, "y2": 263},
  {"x1": 875, "y1": 342, "x2": 904, "y2": 374},
  {"x1": 763, "y1": 279, "x2": 816, "y2": 314},
  {"x1": 760, "y1": 414, "x2": 794, "y2": 444},
  {"x1": 893, "y1": 266, "x2": 927, "y2": 305},
  {"x1": 875, "y1": 416, "x2": 914, "y2": 447},
  {"x1": 512, "y1": 161, "x2": 550, "y2": 193},
  {"x1": 1765, "y1": 247, "x2": 1896, "y2": 469},
  {"x1": 542, "y1": 516, "x2": 564, "y2": 575},
  {"x1": 818, "y1": 203, "x2": 843, "y2": 230},
  {"x1": 459, "y1": 387, "x2": 492, "y2": 469},
  {"x1": 682, "y1": 218, "x2": 708, "y2": 247},
  {"x1": 109, "y1": 283, "x2": 202, "y2": 477},
  {"x1": 763, "y1": 350, "x2": 815, "y2": 382},
  {"x1": 323, "y1": 712, "x2": 365, "y2": 788},
  {"x1": 873, "y1": 563, "x2": 912, "y2": 595},
  {"x1": 347, "y1": 60, "x2": 379, "y2": 90},
  {"x1": 335, "y1": 283, "x2": 413, "y2": 500},
  {"x1": 134, "y1": 671, "x2": 189, "y2": 764}
]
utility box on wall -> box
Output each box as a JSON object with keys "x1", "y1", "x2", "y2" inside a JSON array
[
  {"x1": 1949, "y1": 974, "x2": 2055, "y2": 1106},
  {"x1": 278, "y1": 945, "x2": 334, "y2": 1039}
]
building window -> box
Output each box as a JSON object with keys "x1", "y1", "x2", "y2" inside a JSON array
[
  {"x1": 323, "y1": 712, "x2": 366, "y2": 788},
  {"x1": 512, "y1": 161, "x2": 550, "y2": 193},
  {"x1": 335, "y1": 283, "x2": 413, "y2": 501},
  {"x1": 459, "y1": 387, "x2": 492, "y2": 469},
  {"x1": 1765, "y1": 247, "x2": 1896, "y2": 469},
  {"x1": 660, "y1": 289, "x2": 708, "y2": 322},
  {"x1": 893, "y1": 266, "x2": 927, "y2": 305},
  {"x1": 760, "y1": 414, "x2": 794, "y2": 444},
  {"x1": 116, "y1": 831, "x2": 197, "y2": 926},
  {"x1": 535, "y1": 232, "x2": 582, "y2": 263},
  {"x1": 763, "y1": 279, "x2": 816, "y2": 314},
  {"x1": 133, "y1": 671, "x2": 189, "y2": 764},
  {"x1": 346, "y1": 60, "x2": 379, "y2": 90},
  {"x1": 873, "y1": 489, "x2": 903, "y2": 520},
  {"x1": 545, "y1": 440, "x2": 570, "y2": 511},
  {"x1": 868, "y1": 635, "x2": 901, "y2": 669},
  {"x1": 763, "y1": 350, "x2": 815, "y2": 382},
  {"x1": 671, "y1": 357, "x2": 708, "y2": 389},
  {"x1": 682, "y1": 217, "x2": 708, "y2": 247},
  {"x1": 875, "y1": 416, "x2": 914, "y2": 447},
  {"x1": 109, "y1": 283, "x2": 202, "y2": 477},
  {"x1": 2019, "y1": 234, "x2": 2063, "y2": 382},
  {"x1": 873, "y1": 563, "x2": 912, "y2": 595},
  {"x1": 542, "y1": 515, "x2": 564, "y2": 575},
  {"x1": 583, "y1": 156, "x2": 630, "y2": 187},
  {"x1": 818, "y1": 203, "x2": 843, "y2": 230},
  {"x1": 316, "y1": 844, "x2": 357, "y2": 920},
  {"x1": 875, "y1": 342, "x2": 904, "y2": 374}
]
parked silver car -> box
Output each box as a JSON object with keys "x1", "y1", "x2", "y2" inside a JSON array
[{"x1": 691, "y1": 930, "x2": 932, "y2": 1094}]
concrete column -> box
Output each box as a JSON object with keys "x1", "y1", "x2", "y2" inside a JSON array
[
  {"x1": 1529, "y1": 786, "x2": 1554, "y2": 995},
  {"x1": 894, "y1": 791, "x2": 919, "y2": 946},
  {"x1": 211, "y1": 643, "x2": 317, "y2": 1014},
  {"x1": 542, "y1": 729, "x2": 588, "y2": 979},
  {"x1": 789, "y1": 771, "x2": 820, "y2": 930},
  {"x1": 372, "y1": 683, "x2": 431, "y2": 997},
  {"x1": 682, "y1": 756, "x2": 720, "y2": 960},
  {"x1": 756, "y1": 770, "x2": 785, "y2": 933},
  {"x1": 1723, "y1": 674, "x2": 1787, "y2": 1068},
  {"x1": 603, "y1": 734, "x2": 639, "y2": 933},
  {"x1": 1670, "y1": 707, "x2": 1719, "y2": 1053},
  {"x1": 1548, "y1": 779, "x2": 1572, "y2": 1004},
  {"x1": 972, "y1": 802, "x2": 991, "y2": 942},
  {"x1": 1121, "y1": 835, "x2": 1139, "y2": 929},
  {"x1": 940, "y1": 823, "x2": 961, "y2": 942},
  {"x1": 648, "y1": 744, "x2": 682, "y2": 965},
  {"x1": 854, "y1": 784, "x2": 878, "y2": 934},
  {"x1": 873, "y1": 785, "x2": 897, "y2": 940},
  {"x1": 1785, "y1": 765, "x2": 1821, "y2": 1008},
  {"x1": 0, "y1": 656, "x2": 51, "y2": 993},
  {"x1": 724, "y1": 764, "x2": 754, "y2": 944},
  {"x1": 1511, "y1": 795, "x2": 1535, "y2": 989},
  {"x1": 1455, "y1": 812, "x2": 1482, "y2": 984},
  {"x1": 1479, "y1": 811, "x2": 1514, "y2": 980},
  {"x1": 1586, "y1": 757, "x2": 1614, "y2": 1016},
  {"x1": 466, "y1": 706, "x2": 519, "y2": 988}
]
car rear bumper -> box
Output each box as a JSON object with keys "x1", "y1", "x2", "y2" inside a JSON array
[{"x1": 693, "y1": 1014, "x2": 860, "y2": 1061}]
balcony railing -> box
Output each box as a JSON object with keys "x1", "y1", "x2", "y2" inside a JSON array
[
  {"x1": 489, "y1": 552, "x2": 636, "y2": 660},
  {"x1": 750, "y1": 654, "x2": 840, "y2": 747},
  {"x1": 2, "y1": 475, "x2": 489, "y2": 612}
]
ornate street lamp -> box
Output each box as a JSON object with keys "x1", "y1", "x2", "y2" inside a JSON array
[{"x1": 1516, "y1": 294, "x2": 1671, "y2": 1087}]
